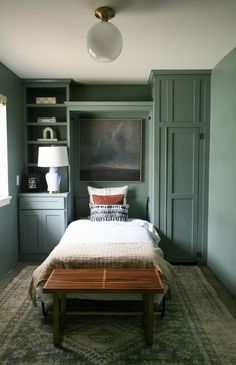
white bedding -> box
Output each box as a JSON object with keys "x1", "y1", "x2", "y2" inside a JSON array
[
  {"x1": 59, "y1": 218, "x2": 161, "y2": 246},
  {"x1": 30, "y1": 219, "x2": 174, "y2": 306}
]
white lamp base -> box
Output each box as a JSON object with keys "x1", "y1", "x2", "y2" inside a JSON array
[{"x1": 45, "y1": 167, "x2": 61, "y2": 193}]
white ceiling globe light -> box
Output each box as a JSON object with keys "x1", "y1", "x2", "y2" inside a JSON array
[{"x1": 87, "y1": 7, "x2": 123, "y2": 63}]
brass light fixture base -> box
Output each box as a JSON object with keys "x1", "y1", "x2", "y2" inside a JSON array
[{"x1": 95, "y1": 7, "x2": 115, "y2": 21}]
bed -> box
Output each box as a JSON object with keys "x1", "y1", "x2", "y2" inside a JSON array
[
  {"x1": 29, "y1": 186, "x2": 174, "y2": 310},
  {"x1": 30, "y1": 219, "x2": 174, "y2": 307}
]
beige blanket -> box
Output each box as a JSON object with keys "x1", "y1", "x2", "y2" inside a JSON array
[{"x1": 29, "y1": 220, "x2": 174, "y2": 305}]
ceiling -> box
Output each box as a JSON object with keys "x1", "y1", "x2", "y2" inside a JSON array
[{"x1": 0, "y1": 0, "x2": 236, "y2": 84}]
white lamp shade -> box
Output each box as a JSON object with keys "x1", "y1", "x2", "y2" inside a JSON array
[
  {"x1": 38, "y1": 146, "x2": 69, "y2": 167},
  {"x1": 87, "y1": 22, "x2": 122, "y2": 62}
]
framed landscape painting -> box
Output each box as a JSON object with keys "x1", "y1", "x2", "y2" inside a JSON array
[{"x1": 79, "y1": 119, "x2": 142, "y2": 182}]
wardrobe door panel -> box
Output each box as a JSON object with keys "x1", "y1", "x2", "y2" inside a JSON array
[{"x1": 165, "y1": 127, "x2": 199, "y2": 263}]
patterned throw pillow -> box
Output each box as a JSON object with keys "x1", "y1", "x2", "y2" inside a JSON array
[
  {"x1": 92, "y1": 194, "x2": 124, "y2": 205},
  {"x1": 90, "y1": 204, "x2": 129, "y2": 222}
]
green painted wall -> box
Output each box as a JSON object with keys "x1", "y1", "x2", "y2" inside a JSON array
[
  {"x1": 71, "y1": 84, "x2": 151, "y2": 102},
  {"x1": 68, "y1": 86, "x2": 152, "y2": 220},
  {"x1": 0, "y1": 63, "x2": 24, "y2": 278},
  {"x1": 67, "y1": 107, "x2": 152, "y2": 219},
  {"x1": 208, "y1": 47, "x2": 236, "y2": 297}
]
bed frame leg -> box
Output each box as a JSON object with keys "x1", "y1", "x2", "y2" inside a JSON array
[
  {"x1": 161, "y1": 296, "x2": 166, "y2": 319},
  {"x1": 41, "y1": 301, "x2": 47, "y2": 317},
  {"x1": 160, "y1": 288, "x2": 171, "y2": 319}
]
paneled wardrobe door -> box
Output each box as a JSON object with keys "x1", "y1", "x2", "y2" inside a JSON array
[{"x1": 165, "y1": 127, "x2": 200, "y2": 263}]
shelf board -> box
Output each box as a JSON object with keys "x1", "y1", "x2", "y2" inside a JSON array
[
  {"x1": 27, "y1": 123, "x2": 67, "y2": 126},
  {"x1": 28, "y1": 140, "x2": 68, "y2": 145},
  {"x1": 27, "y1": 163, "x2": 69, "y2": 167},
  {"x1": 26, "y1": 103, "x2": 66, "y2": 108}
]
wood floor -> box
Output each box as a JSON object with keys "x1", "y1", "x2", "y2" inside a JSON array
[
  {"x1": 199, "y1": 266, "x2": 236, "y2": 319},
  {"x1": 0, "y1": 263, "x2": 235, "y2": 319}
]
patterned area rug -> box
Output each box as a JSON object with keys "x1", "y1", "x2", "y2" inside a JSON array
[{"x1": 0, "y1": 266, "x2": 235, "y2": 365}]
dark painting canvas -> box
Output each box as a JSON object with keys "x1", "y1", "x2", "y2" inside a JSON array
[{"x1": 80, "y1": 119, "x2": 142, "y2": 181}]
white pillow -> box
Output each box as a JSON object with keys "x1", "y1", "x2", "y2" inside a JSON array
[{"x1": 88, "y1": 186, "x2": 128, "y2": 204}]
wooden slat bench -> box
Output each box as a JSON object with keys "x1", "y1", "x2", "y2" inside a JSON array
[{"x1": 43, "y1": 268, "x2": 164, "y2": 346}]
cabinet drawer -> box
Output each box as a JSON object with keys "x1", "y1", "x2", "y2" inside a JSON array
[{"x1": 19, "y1": 197, "x2": 65, "y2": 210}]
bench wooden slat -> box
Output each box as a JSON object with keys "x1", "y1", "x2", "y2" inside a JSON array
[{"x1": 44, "y1": 268, "x2": 164, "y2": 293}]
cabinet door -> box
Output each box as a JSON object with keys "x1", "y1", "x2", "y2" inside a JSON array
[
  {"x1": 165, "y1": 127, "x2": 199, "y2": 263},
  {"x1": 19, "y1": 210, "x2": 42, "y2": 254},
  {"x1": 42, "y1": 210, "x2": 65, "y2": 253}
]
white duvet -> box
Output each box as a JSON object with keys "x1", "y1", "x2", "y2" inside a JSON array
[{"x1": 60, "y1": 218, "x2": 161, "y2": 246}]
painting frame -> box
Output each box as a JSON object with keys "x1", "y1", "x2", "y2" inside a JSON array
[{"x1": 79, "y1": 118, "x2": 142, "y2": 182}]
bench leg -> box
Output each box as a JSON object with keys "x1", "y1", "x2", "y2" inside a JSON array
[
  {"x1": 53, "y1": 293, "x2": 61, "y2": 346},
  {"x1": 143, "y1": 293, "x2": 154, "y2": 345},
  {"x1": 60, "y1": 294, "x2": 66, "y2": 330}
]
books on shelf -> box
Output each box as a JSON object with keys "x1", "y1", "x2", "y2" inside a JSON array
[
  {"x1": 37, "y1": 117, "x2": 56, "y2": 123},
  {"x1": 37, "y1": 138, "x2": 58, "y2": 142},
  {"x1": 35, "y1": 97, "x2": 56, "y2": 104}
]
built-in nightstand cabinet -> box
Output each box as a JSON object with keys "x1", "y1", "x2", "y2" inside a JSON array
[{"x1": 18, "y1": 193, "x2": 70, "y2": 256}]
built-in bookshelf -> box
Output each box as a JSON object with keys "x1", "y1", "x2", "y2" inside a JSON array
[{"x1": 23, "y1": 79, "x2": 71, "y2": 192}]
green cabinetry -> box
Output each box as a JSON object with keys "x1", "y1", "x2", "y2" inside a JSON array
[
  {"x1": 18, "y1": 193, "x2": 70, "y2": 259},
  {"x1": 149, "y1": 71, "x2": 211, "y2": 263},
  {"x1": 23, "y1": 79, "x2": 71, "y2": 192},
  {"x1": 18, "y1": 75, "x2": 210, "y2": 265}
]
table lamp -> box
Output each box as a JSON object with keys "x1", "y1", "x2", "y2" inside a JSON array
[{"x1": 38, "y1": 146, "x2": 69, "y2": 193}]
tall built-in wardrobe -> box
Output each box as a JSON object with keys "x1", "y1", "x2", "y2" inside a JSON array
[{"x1": 149, "y1": 71, "x2": 210, "y2": 264}]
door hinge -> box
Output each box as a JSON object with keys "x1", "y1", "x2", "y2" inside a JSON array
[{"x1": 199, "y1": 133, "x2": 205, "y2": 140}]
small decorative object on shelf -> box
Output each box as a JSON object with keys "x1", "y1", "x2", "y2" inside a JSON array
[
  {"x1": 26, "y1": 174, "x2": 41, "y2": 192},
  {"x1": 37, "y1": 117, "x2": 56, "y2": 123},
  {"x1": 37, "y1": 127, "x2": 57, "y2": 141},
  {"x1": 36, "y1": 97, "x2": 56, "y2": 104}
]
